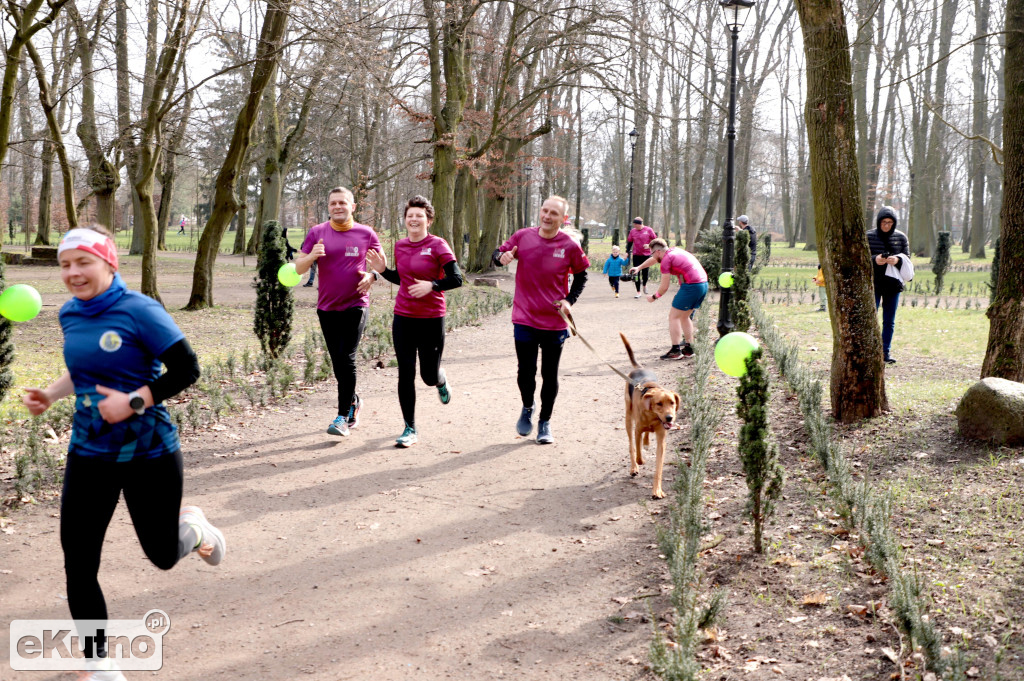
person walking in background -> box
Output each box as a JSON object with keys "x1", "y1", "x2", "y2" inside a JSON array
[
  {"x1": 366, "y1": 195, "x2": 463, "y2": 448},
  {"x1": 494, "y1": 195, "x2": 589, "y2": 445},
  {"x1": 626, "y1": 217, "x2": 657, "y2": 298},
  {"x1": 736, "y1": 215, "x2": 757, "y2": 270},
  {"x1": 813, "y1": 264, "x2": 827, "y2": 312},
  {"x1": 177, "y1": 215, "x2": 186, "y2": 235},
  {"x1": 630, "y1": 238, "x2": 708, "y2": 359},
  {"x1": 602, "y1": 244, "x2": 629, "y2": 298},
  {"x1": 282, "y1": 228, "x2": 297, "y2": 262},
  {"x1": 23, "y1": 225, "x2": 224, "y2": 681},
  {"x1": 866, "y1": 206, "x2": 910, "y2": 364},
  {"x1": 295, "y1": 186, "x2": 385, "y2": 436}
]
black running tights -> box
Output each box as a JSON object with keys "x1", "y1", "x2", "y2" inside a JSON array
[
  {"x1": 392, "y1": 314, "x2": 446, "y2": 428},
  {"x1": 61, "y1": 451, "x2": 194, "y2": 653},
  {"x1": 632, "y1": 254, "x2": 649, "y2": 291},
  {"x1": 515, "y1": 336, "x2": 565, "y2": 422},
  {"x1": 318, "y1": 307, "x2": 368, "y2": 415}
]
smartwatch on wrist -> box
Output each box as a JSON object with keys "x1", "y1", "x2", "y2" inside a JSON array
[{"x1": 128, "y1": 391, "x2": 146, "y2": 416}]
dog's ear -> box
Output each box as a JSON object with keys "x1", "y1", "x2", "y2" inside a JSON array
[
  {"x1": 643, "y1": 394, "x2": 653, "y2": 412},
  {"x1": 671, "y1": 391, "x2": 681, "y2": 412}
]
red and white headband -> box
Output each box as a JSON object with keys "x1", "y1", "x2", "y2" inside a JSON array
[{"x1": 58, "y1": 228, "x2": 119, "y2": 270}]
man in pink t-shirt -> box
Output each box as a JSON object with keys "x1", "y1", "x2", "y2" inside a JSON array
[
  {"x1": 295, "y1": 186, "x2": 385, "y2": 437},
  {"x1": 494, "y1": 195, "x2": 589, "y2": 445},
  {"x1": 630, "y1": 238, "x2": 708, "y2": 360},
  {"x1": 626, "y1": 217, "x2": 658, "y2": 297}
]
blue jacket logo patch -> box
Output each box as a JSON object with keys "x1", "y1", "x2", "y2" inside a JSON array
[{"x1": 100, "y1": 330, "x2": 122, "y2": 352}]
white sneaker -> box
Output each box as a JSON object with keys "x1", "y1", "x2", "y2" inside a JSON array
[
  {"x1": 179, "y1": 506, "x2": 226, "y2": 566},
  {"x1": 634, "y1": 293, "x2": 641, "y2": 299},
  {"x1": 75, "y1": 662, "x2": 127, "y2": 680}
]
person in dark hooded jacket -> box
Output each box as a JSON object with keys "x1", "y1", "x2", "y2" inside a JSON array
[{"x1": 866, "y1": 206, "x2": 909, "y2": 364}]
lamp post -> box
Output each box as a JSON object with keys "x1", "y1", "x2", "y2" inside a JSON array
[
  {"x1": 618, "y1": 128, "x2": 639, "y2": 247},
  {"x1": 523, "y1": 164, "x2": 533, "y2": 228},
  {"x1": 716, "y1": 0, "x2": 755, "y2": 338}
]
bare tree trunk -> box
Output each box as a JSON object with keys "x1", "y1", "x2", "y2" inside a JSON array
[
  {"x1": 982, "y1": 0, "x2": 1024, "y2": 380},
  {"x1": 969, "y1": 0, "x2": 991, "y2": 259},
  {"x1": 796, "y1": 0, "x2": 888, "y2": 422},
  {"x1": 157, "y1": 93, "x2": 192, "y2": 251},
  {"x1": 906, "y1": 1, "x2": 937, "y2": 257},
  {"x1": 186, "y1": 0, "x2": 292, "y2": 310},
  {"x1": 232, "y1": 164, "x2": 250, "y2": 255},
  {"x1": 68, "y1": 1, "x2": 119, "y2": 228},
  {"x1": 18, "y1": 53, "x2": 35, "y2": 244}
]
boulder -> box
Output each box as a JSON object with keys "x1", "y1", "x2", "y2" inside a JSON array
[{"x1": 956, "y1": 377, "x2": 1024, "y2": 446}]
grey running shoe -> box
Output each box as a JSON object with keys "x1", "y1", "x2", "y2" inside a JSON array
[
  {"x1": 536, "y1": 420, "x2": 554, "y2": 445},
  {"x1": 516, "y1": 403, "x2": 535, "y2": 436}
]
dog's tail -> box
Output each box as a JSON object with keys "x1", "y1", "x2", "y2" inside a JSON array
[{"x1": 620, "y1": 333, "x2": 641, "y2": 369}]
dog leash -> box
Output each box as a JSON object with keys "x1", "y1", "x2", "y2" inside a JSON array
[{"x1": 559, "y1": 308, "x2": 632, "y2": 382}]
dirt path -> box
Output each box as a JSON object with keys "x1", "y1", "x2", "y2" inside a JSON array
[{"x1": 1, "y1": 279, "x2": 684, "y2": 680}]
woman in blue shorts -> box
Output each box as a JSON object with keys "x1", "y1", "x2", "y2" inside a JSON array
[{"x1": 630, "y1": 238, "x2": 708, "y2": 359}]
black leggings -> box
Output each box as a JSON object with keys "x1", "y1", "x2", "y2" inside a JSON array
[
  {"x1": 632, "y1": 254, "x2": 649, "y2": 290},
  {"x1": 318, "y1": 307, "x2": 367, "y2": 415},
  {"x1": 61, "y1": 451, "x2": 194, "y2": 650},
  {"x1": 392, "y1": 314, "x2": 446, "y2": 428},
  {"x1": 608, "y1": 276, "x2": 620, "y2": 293},
  {"x1": 515, "y1": 331, "x2": 567, "y2": 422}
]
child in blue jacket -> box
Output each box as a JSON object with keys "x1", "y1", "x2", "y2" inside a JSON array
[{"x1": 602, "y1": 245, "x2": 629, "y2": 297}]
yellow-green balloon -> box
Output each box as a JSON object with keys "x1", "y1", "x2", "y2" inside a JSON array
[
  {"x1": 0, "y1": 284, "x2": 42, "y2": 322},
  {"x1": 714, "y1": 331, "x2": 759, "y2": 377},
  {"x1": 718, "y1": 271, "x2": 734, "y2": 289},
  {"x1": 277, "y1": 263, "x2": 301, "y2": 287}
]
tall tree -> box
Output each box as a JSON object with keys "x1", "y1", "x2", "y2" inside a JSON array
[
  {"x1": 128, "y1": 0, "x2": 201, "y2": 302},
  {"x1": 982, "y1": 0, "x2": 1024, "y2": 380},
  {"x1": 67, "y1": 0, "x2": 120, "y2": 229},
  {"x1": 25, "y1": 26, "x2": 78, "y2": 238},
  {"x1": 969, "y1": 0, "x2": 992, "y2": 258},
  {"x1": 423, "y1": 0, "x2": 475, "y2": 245},
  {"x1": 186, "y1": 0, "x2": 292, "y2": 310},
  {"x1": 0, "y1": 0, "x2": 69, "y2": 169},
  {"x1": 795, "y1": 0, "x2": 888, "y2": 422}
]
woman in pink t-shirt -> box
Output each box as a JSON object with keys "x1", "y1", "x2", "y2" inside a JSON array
[
  {"x1": 630, "y1": 238, "x2": 708, "y2": 359},
  {"x1": 366, "y1": 196, "x2": 463, "y2": 448},
  {"x1": 493, "y1": 195, "x2": 590, "y2": 445}
]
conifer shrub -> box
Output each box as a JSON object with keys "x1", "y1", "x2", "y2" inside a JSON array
[
  {"x1": 693, "y1": 223, "x2": 722, "y2": 290},
  {"x1": 730, "y1": 229, "x2": 751, "y2": 333},
  {"x1": 932, "y1": 232, "x2": 952, "y2": 295},
  {"x1": 989, "y1": 236, "x2": 1000, "y2": 294},
  {"x1": 0, "y1": 257, "x2": 15, "y2": 403},
  {"x1": 735, "y1": 348, "x2": 784, "y2": 553},
  {"x1": 253, "y1": 221, "x2": 294, "y2": 359}
]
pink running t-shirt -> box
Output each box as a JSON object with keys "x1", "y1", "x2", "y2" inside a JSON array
[
  {"x1": 301, "y1": 221, "x2": 382, "y2": 311},
  {"x1": 659, "y1": 248, "x2": 708, "y2": 284},
  {"x1": 392, "y1": 234, "x2": 456, "y2": 318},
  {"x1": 499, "y1": 228, "x2": 590, "y2": 331},
  {"x1": 628, "y1": 226, "x2": 658, "y2": 256}
]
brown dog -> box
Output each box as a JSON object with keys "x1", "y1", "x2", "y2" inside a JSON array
[{"x1": 620, "y1": 333, "x2": 681, "y2": 499}]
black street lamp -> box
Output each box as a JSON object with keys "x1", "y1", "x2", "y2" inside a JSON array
[
  {"x1": 618, "y1": 128, "x2": 639, "y2": 247},
  {"x1": 523, "y1": 163, "x2": 533, "y2": 228},
  {"x1": 716, "y1": 0, "x2": 755, "y2": 338}
]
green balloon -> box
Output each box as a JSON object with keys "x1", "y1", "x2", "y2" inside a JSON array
[
  {"x1": 718, "y1": 271, "x2": 734, "y2": 289},
  {"x1": 0, "y1": 284, "x2": 42, "y2": 322},
  {"x1": 277, "y1": 263, "x2": 301, "y2": 287},
  {"x1": 714, "y1": 331, "x2": 759, "y2": 377}
]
